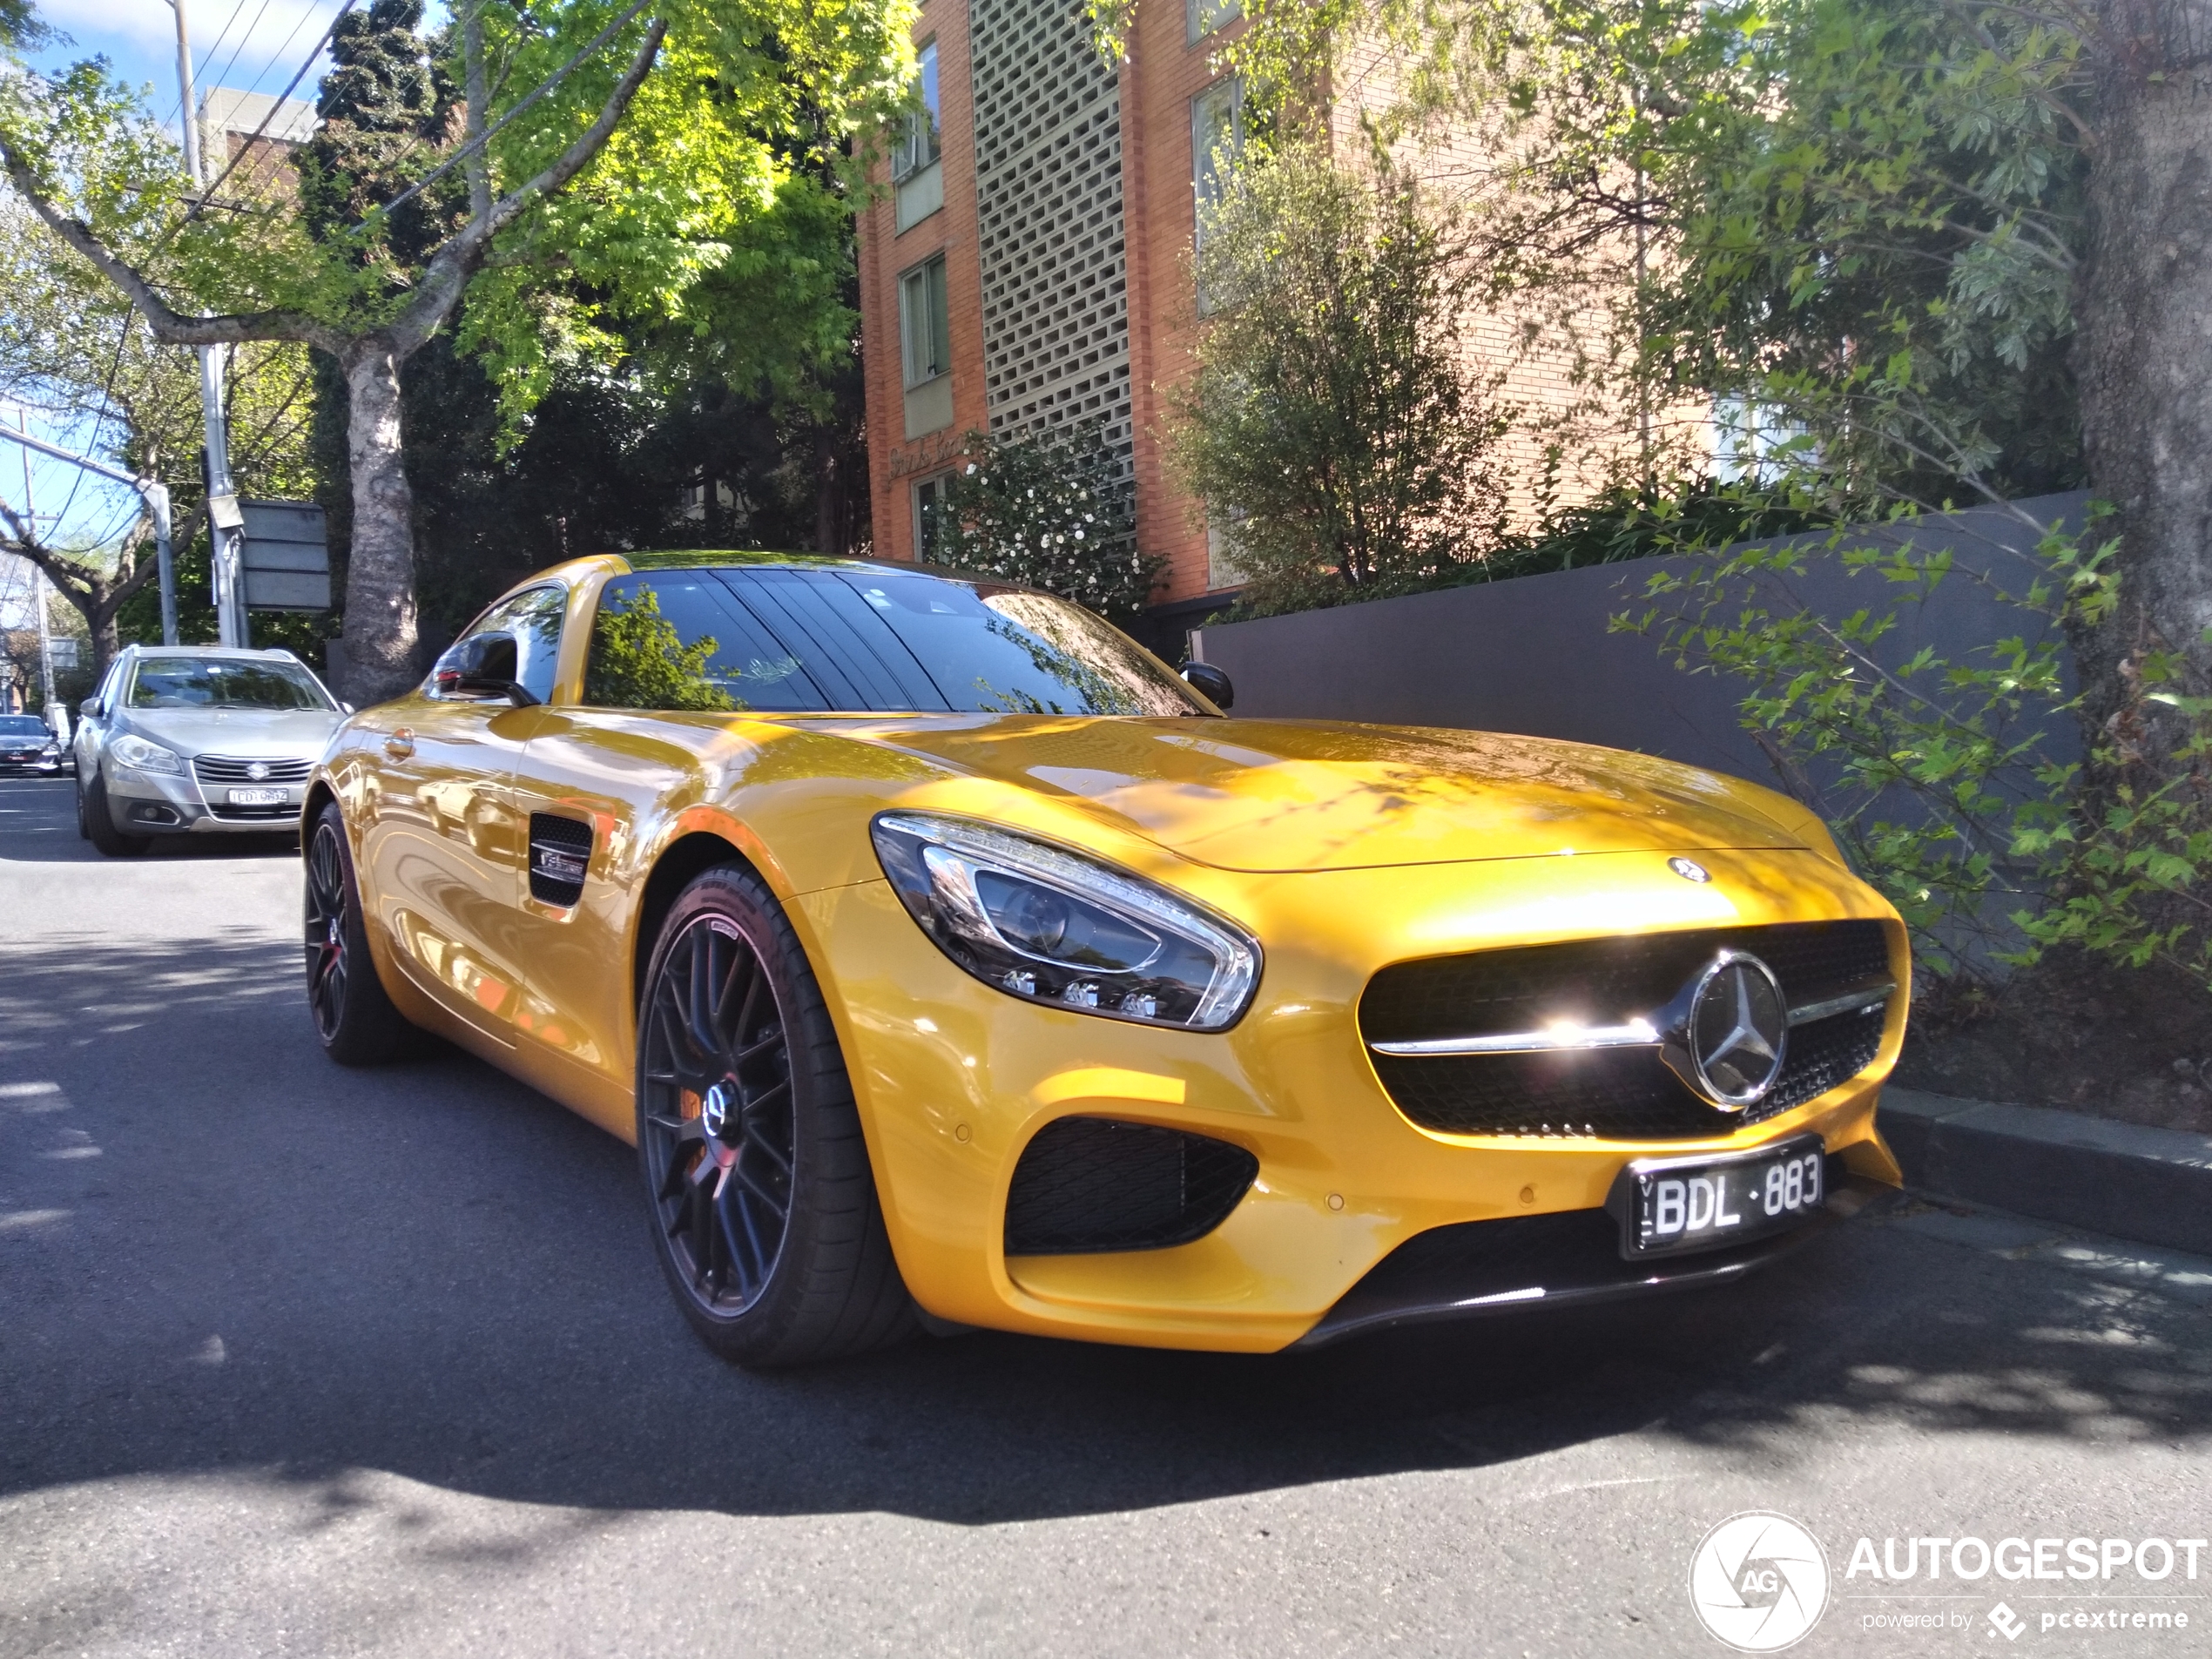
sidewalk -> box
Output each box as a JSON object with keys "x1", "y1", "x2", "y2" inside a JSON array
[{"x1": 1880, "y1": 1085, "x2": 2212, "y2": 1258}]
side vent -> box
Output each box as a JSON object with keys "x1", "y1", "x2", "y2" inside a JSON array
[
  {"x1": 529, "y1": 813, "x2": 594, "y2": 907},
  {"x1": 1004, "y1": 1117, "x2": 1258, "y2": 1257}
]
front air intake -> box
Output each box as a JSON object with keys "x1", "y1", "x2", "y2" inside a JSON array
[{"x1": 1003, "y1": 1117, "x2": 1258, "y2": 1256}]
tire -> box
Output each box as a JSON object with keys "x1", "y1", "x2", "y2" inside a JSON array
[
  {"x1": 303, "y1": 800, "x2": 415, "y2": 1064},
  {"x1": 81, "y1": 771, "x2": 149, "y2": 857},
  {"x1": 637, "y1": 864, "x2": 915, "y2": 1367}
]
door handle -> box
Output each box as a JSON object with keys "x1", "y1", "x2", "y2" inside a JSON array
[{"x1": 383, "y1": 729, "x2": 415, "y2": 760}]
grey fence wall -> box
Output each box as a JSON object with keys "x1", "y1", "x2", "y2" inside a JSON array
[{"x1": 1190, "y1": 491, "x2": 2091, "y2": 794}]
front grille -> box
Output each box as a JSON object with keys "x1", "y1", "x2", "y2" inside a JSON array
[
  {"x1": 1004, "y1": 1116, "x2": 1258, "y2": 1256},
  {"x1": 1362, "y1": 921, "x2": 1893, "y2": 1140},
  {"x1": 193, "y1": 754, "x2": 315, "y2": 786}
]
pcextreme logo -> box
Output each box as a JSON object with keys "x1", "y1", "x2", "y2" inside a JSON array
[{"x1": 1689, "y1": 1512, "x2": 1832, "y2": 1652}]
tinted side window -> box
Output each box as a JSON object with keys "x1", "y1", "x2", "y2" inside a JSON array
[
  {"x1": 439, "y1": 586, "x2": 566, "y2": 703},
  {"x1": 583, "y1": 574, "x2": 831, "y2": 711}
]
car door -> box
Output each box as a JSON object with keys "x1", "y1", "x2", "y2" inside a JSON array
[
  {"x1": 358, "y1": 586, "x2": 567, "y2": 1048},
  {"x1": 501, "y1": 570, "x2": 833, "y2": 1126}
]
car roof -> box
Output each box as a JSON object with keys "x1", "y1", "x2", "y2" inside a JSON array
[
  {"x1": 621, "y1": 549, "x2": 1048, "y2": 596},
  {"x1": 121, "y1": 644, "x2": 307, "y2": 661}
]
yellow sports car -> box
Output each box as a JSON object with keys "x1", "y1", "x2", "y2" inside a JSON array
[{"x1": 302, "y1": 552, "x2": 1907, "y2": 1366}]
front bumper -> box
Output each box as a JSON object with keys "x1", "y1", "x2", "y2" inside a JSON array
[
  {"x1": 789, "y1": 845, "x2": 1908, "y2": 1353},
  {"x1": 105, "y1": 767, "x2": 305, "y2": 833}
]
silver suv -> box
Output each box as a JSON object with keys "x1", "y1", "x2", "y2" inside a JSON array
[{"x1": 74, "y1": 644, "x2": 347, "y2": 856}]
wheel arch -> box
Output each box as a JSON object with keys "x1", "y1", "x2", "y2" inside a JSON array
[{"x1": 633, "y1": 830, "x2": 763, "y2": 1010}]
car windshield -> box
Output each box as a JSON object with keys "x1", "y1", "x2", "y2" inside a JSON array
[
  {"x1": 0, "y1": 716, "x2": 49, "y2": 738},
  {"x1": 127, "y1": 657, "x2": 332, "y2": 711},
  {"x1": 585, "y1": 568, "x2": 1204, "y2": 717}
]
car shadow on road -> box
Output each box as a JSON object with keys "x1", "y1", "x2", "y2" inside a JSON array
[{"x1": 3, "y1": 932, "x2": 2209, "y2": 1529}]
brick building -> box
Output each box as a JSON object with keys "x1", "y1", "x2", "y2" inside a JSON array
[
  {"x1": 197, "y1": 88, "x2": 316, "y2": 199},
  {"x1": 854, "y1": 3, "x2": 1653, "y2": 631}
]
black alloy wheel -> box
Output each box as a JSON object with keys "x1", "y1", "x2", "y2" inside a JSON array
[
  {"x1": 637, "y1": 866, "x2": 914, "y2": 1366},
  {"x1": 302, "y1": 801, "x2": 413, "y2": 1064},
  {"x1": 642, "y1": 913, "x2": 798, "y2": 1312}
]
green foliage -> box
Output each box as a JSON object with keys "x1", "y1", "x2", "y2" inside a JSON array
[
  {"x1": 935, "y1": 422, "x2": 1158, "y2": 620},
  {"x1": 1620, "y1": 502, "x2": 2212, "y2": 992},
  {"x1": 1171, "y1": 143, "x2": 1509, "y2": 618},
  {"x1": 1484, "y1": 477, "x2": 1829, "y2": 582},
  {"x1": 583, "y1": 584, "x2": 736, "y2": 711}
]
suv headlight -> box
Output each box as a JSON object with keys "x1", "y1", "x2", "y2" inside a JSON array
[
  {"x1": 871, "y1": 812, "x2": 1261, "y2": 1030},
  {"x1": 109, "y1": 733, "x2": 184, "y2": 775}
]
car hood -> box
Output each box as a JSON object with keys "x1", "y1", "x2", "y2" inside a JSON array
[
  {"x1": 823, "y1": 716, "x2": 1806, "y2": 873},
  {"x1": 124, "y1": 705, "x2": 344, "y2": 756}
]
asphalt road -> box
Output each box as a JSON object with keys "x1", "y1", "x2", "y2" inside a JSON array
[{"x1": 3, "y1": 772, "x2": 2209, "y2": 1659}]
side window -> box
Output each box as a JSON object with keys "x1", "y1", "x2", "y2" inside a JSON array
[
  {"x1": 436, "y1": 585, "x2": 566, "y2": 704},
  {"x1": 900, "y1": 254, "x2": 952, "y2": 388},
  {"x1": 583, "y1": 573, "x2": 829, "y2": 713}
]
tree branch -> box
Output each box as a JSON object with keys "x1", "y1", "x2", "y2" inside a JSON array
[
  {"x1": 0, "y1": 139, "x2": 348, "y2": 354},
  {"x1": 388, "y1": 18, "x2": 668, "y2": 356}
]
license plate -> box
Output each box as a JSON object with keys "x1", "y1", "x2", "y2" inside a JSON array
[
  {"x1": 1618, "y1": 1135, "x2": 1826, "y2": 1259},
  {"x1": 227, "y1": 787, "x2": 288, "y2": 806}
]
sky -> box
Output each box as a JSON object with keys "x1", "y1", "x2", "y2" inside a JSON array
[{"x1": 3, "y1": 0, "x2": 348, "y2": 564}]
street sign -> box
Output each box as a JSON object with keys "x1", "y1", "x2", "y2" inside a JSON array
[{"x1": 239, "y1": 499, "x2": 330, "y2": 610}]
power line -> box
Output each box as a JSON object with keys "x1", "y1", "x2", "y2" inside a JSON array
[
  {"x1": 200, "y1": 0, "x2": 287, "y2": 120},
  {"x1": 183, "y1": 0, "x2": 359, "y2": 224}
]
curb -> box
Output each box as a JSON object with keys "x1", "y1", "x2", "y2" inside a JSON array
[{"x1": 1879, "y1": 1086, "x2": 2212, "y2": 1258}]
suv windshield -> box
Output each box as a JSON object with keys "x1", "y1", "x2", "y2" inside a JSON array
[
  {"x1": 127, "y1": 657, "x2": 332, "y2": 711},
  {"x1": 586, "y1": 568, "x2": 1204, "y2": 717},
  {"x1": 0, "y1": 716, "x2": 49, "y2": 738}
]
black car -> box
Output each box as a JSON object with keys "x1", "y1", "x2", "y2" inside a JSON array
[{"x1": 0, "y1": 713, "x2": 64, "y2": 775}]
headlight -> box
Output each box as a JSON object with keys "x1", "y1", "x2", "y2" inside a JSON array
[
  {"x1": 39, "y1": 744, "x2": 57, "y2": 759},
  {"x1": 108, "y1": 734, "x2": 184, "y2": 775},
  {"x1": 870, "y1": 812, "x2": 1261, "y2": 1031}
]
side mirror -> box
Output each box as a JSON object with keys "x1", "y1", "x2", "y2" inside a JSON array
[
  {"x1": 433, "y1": 632, "x2": 539, "y2": 706},
  {"x1": 341, "y1": 701, "x2": 356, "y2": 716},
  {"x1": 79, "y1": 698, "x2": 102, "y2": 720},
  {"x1": 1179, "y1": 661, "x2": 1234, "y2": 711}
]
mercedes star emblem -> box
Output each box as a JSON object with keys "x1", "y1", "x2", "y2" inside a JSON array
[
  {"x1": 1661, "y1": 950, "x2": 1790, "y2": 1109},
  {"x1": 700, "y1": 1080, "x2": 737, "y2": 1140}
]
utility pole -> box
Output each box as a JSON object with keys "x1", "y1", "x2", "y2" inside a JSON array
[
  {"x1": 16, "y1": 418, "x2": 55, "y2": 709},
  {"x1": 165, "y1": 0, "x2": 249, "y2": 649}
]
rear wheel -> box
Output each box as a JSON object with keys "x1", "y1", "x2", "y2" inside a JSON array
[
  {"x1": 304, "y1": 801, "x2": 414, "y2": 1064},
  {"x1": 637, "y1": 865, "x2": 914, "y2": 1367},
  {"x1": 80, "y1": 771, "x2": 148, "y2": 857}
]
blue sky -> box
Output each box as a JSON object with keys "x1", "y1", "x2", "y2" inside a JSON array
[{"x1": 4, "y1": 0, "x2": 347, "y2": 561}]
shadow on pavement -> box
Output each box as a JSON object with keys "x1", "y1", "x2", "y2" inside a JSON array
[
  {"x1": 3, "y1": 933, "x2": 2209, "y2": 1528},
  {"x1": 0, "y1": 778, "x2": 298, "y2": 865}
]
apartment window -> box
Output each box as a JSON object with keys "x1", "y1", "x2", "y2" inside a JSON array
[
  {"x1": 894, "y1": 41, "x2": 941, "y2": 179},
  {"x1": 900, "y1": 254, "x2": 954, "y2": 438},
  {"x1": 1190, "y1": 77, "x2": 1245, "y2": 252},
  {"x1": 894, "y1": 40, "x2": 945, "y2": 232},
  {"x1": 914, "y1": 473, "x2": 953, "y2": 560},
  {"x1": 1186, "y1": 0, "x2": 1240, "y2": 43},
  {"x1": 900, "y1": 255, "x2": 951, "y2": 387}
]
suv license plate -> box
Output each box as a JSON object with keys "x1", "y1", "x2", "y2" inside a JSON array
[
  {"x1": 227, "y1": 787, "x2": 288, "y2": 806},
  {"x1": 1620, "y1": 1135, "x2": 1826, "y2": 1259}
]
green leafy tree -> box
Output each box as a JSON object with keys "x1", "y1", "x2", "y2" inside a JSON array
[
  {"x1": 583, "y1": 584, "x2": 735, "y2": 710},
  {"x1": 0, "y1": 199, "x2": 318, "y2": 676},
  {"x1": 934, "y1": 421, "x2": 1157, "y2": 619},
  {"x1": 1169, "y1": 143, "x2": 1510, "y2": 617},
  {"x1": 0, "y1": 0, "x2": 916, "y2": 702}
]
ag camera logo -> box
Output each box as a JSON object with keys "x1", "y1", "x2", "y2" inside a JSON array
[{"x1": 1689, "y1": 1511, "x2": 1831, "y2": 1651}]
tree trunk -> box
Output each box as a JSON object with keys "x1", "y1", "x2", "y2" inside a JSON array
[
  {"x1": 2073, "y1": 17, "x2": 2212, "y2": 792},
  {"x1": 339, "y1": 341, "x2": 421, "y2": 705}
]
